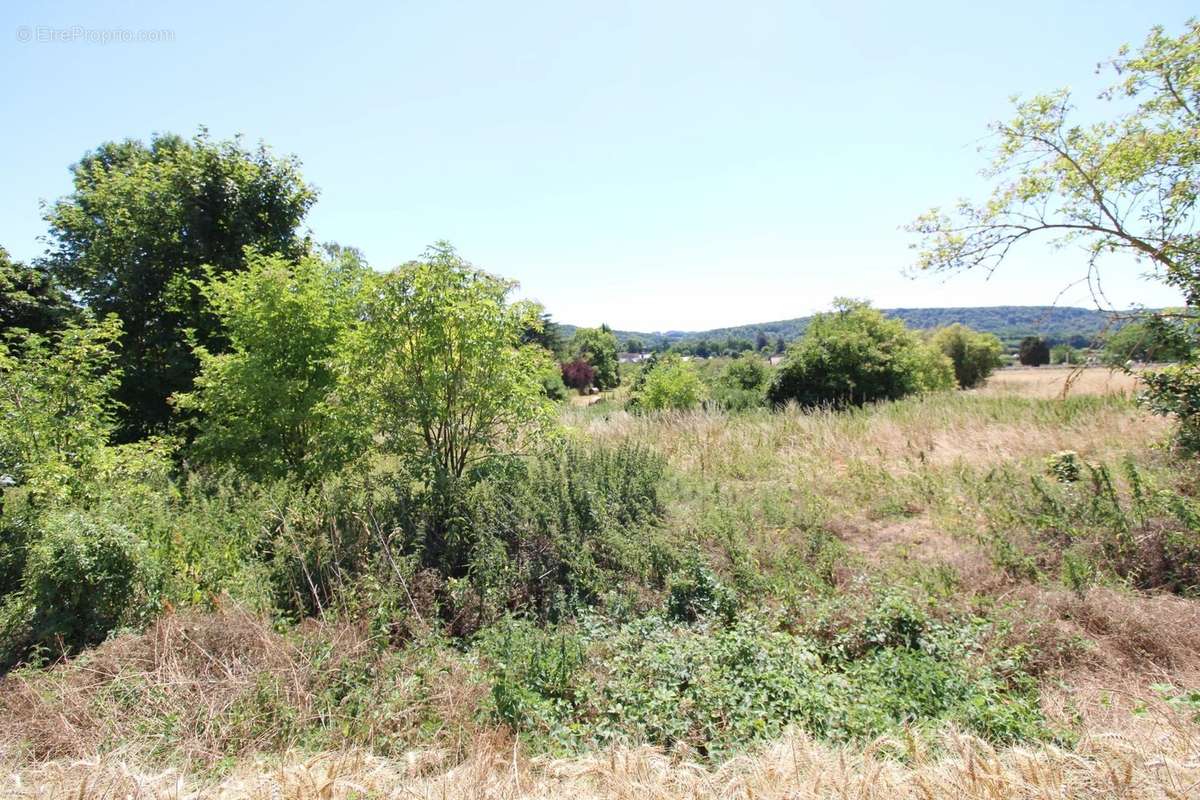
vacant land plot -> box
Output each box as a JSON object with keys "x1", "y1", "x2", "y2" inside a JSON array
[{"x1": 5, "y1": 378, "x2": 1198, "y2": 799}]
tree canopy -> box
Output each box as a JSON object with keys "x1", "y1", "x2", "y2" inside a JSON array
[
  {"x1": 0, "y1": 246, "x2": 77, "y2": 338},
  {"x1": 570, "y1": 326, "x2": 621, "y2": 390},
  {"x1": 41, "y1": 129, "x2": 317, "y2": 438},
  {"x1": 767, "y1": 300, "x2": 954, "y2": 408}
]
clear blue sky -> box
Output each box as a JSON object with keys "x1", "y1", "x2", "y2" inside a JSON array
[{"x1": 2, "y1": 1, "x2": 1193, "y2": 331}]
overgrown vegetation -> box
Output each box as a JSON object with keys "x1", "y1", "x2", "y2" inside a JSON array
[{"x1": 3, "y1": 21, "x2": 1200, "y2": 795}]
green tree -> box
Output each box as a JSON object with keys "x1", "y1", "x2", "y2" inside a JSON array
[
  {"x1": 1102, "y1": 316, "x2": 1196, "y2": 365},
  {"x1": 0, "y1": 246, "x2": 77, "y2": 337},
  {"x1": 908, "y1": 20, "x2": 1200, "y2": 443},
  {"x1": 174, "y1": 249, "x2": 368, "y2": 481},
  {"x1": 1018, "y1": 336, "x2": 1050, "y2": 367},
  {"x1": 570, "y1": 325, "x2": 621, "y2": 390},
  {"x1": 338, "y1": 243, "x2": 556, "y2": 486},
  {"x1": 755, "y1": 331, "x2": 769, "y2": 351},
  {"x1": 638, "y1": 356, "x2": 706, "y2": 411},
  {"x1": 521, "y1": 311, "x2": 565, "y2": 358},
  {"x1": 0, "y1": 317, "x2": 122, "y2": 500},
  {"x1": 929, "y1": 324, "x2": 1006, "y2": 388},
  {"x1": 42, "y1": 129, "x2": 317, "y2": 439},
  {"x1": 767, "y1": 300, "x2": 954, "y2": 408}
]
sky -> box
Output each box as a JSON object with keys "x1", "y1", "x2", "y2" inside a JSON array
[{"x1": 1, "y1": 1, "x2": 1194, "y2": 332}]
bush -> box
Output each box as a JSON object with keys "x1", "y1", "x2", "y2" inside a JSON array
[
  {"x1": 635, "y1": 356, "x2": 706, "y2": 412},
  {"x1": 569, "y1": 326, "x2": 621, "y2": 390},
  {"x1": 767, "y1": 300, "x2": 954, "y2": 408},
  {"x1": 2, "y1": 510, "x2": 154, "y2": 668},
  {"x1": 930, "y1": 324, "x2": 1005, "y2": 388},
  {"x1": 710, "y1": 357, "x2": 769, "y2": 410},
  {"x1": 460, "y1": 443, "x2": 672, "y2": 624},
  {"x1": 1141, "y1": 363, "x2": 1200, "y2": 451},
  {"x1": 1103, "y1": 316, "x2": 1196, "y2": 366},
  {"x1": 480, "y1": 597, "x2": 1050, "y2": 758},
  {"x1": 175, "y1": 249, "x2": 368, "y2": 481}
]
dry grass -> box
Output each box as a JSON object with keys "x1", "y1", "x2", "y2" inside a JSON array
[
  {"x1": 566, "y1": 386, "x2": 1166, "y2": 486},
  {"x1": 6, "y1": 719, "x2": 1199, "y2": 799},
  {"x1": 979, "y1": 366, "x2": 1142, "y2": 399},
  {"x1": 4, "y1": 368, "x2": 1197, "y2": 799}
]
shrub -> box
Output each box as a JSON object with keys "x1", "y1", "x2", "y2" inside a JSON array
[
  {"x1": 930, "y1": 324, "x2": 1005, "y2": 388},
  {"x1": 1103, "y1": 315, "x2": 1196, "y2": 366},
  {"x1": 767, "y1": 300, "x2": 954, "y2": 408},
  {"x1": 1, "y1": 510, "x2": 154, "y2": 668},
  {"x1": 0, "y1": 316, "x2": 122, "y2": 501},
  {"x1": 460, "y1": 443, "x2": 672, "y2": 623},
  {"x1": 635, "y1": 356, "x2": 706, "y2": 412},
  {"x1": 710, "y1": 357, "x2": 769, "y2": 410},
  {"x1": 1141, "y1": 363, "x2": 1200, "y2": 451}
]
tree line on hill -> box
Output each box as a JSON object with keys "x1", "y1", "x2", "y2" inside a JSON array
[{"x1": 561, "y1": 305, "x2": 1131, "y2": 356}]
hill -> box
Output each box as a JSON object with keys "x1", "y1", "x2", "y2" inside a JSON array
[{"x1": 562, "y1": 306, "x2": 1123, "y2": 350}]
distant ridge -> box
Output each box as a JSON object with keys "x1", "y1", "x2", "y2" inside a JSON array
[{"x1": 562, "y1": 306, "x2": 1128, "y2": 349}]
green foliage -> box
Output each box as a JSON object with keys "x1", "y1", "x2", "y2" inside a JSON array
[
  {"x1": 175, "y1": 249, "x2": 368, "y2": 481},
  {"x1": 767, "y1": 300, "x2": 954, "y2": 408},
  {"x1": 569, "y1": 326, "x2": 621, "y2": 390},
  {"x1": 666, "y1": 562, "x2": 736, "y2": 622},
  {"x1": 1045, "y1": 451, "x2": 1083, "y2": 483},
  {"x1": 0, "y1": 245, "x2": 77, "y2": 337},
  {"x1": 982, "y1": 460, "x2": 1200, "y2": 595},
  {"x1": 42, "y1": 129, "x2": 317, "y2": 438},
  {"x1": 1, "y1": 510, "x2": 154, "y2": 668},
  {"x1": 481, "y1": 594, "x2": 1050, "y2": 759},
  {"x1": 1141, "y1": 364, "x2": 1200, "y2": 451},
  {"x1": 910, "y1": 20, "x2": 1200, "y2": 447},
  {"x1": 710, "y1": 357, "x2": 770, "y2": 410},
  {"x1": 0, "y1": 317, "x2": 123, "y2": 500},
  {"x1": 338, "y1": 243, "x2": 556, "y2": 486},
  {"x1": 459, "y1": 443, "x2": 671, "y2": 622},
  {"x1": 1050, "y1": 344, "x2": 1080, "y2": 365},
  {"x1": 930, "y1": 324, "x2": 1006, "y2": 388},
  {"x1": 1018, "y1": 337, "x2": 1050, "y2": 367},
  {"x1": 635, "y1": 356, "x2": 706, "y2": 412},
  {"x1": 1103, "y1": 316, "x2": 1196, "y2": 365}
]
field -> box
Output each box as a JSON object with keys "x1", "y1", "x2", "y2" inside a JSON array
[{"x1": 3, "y1": 367, "x2": 1199, "y2": 799}]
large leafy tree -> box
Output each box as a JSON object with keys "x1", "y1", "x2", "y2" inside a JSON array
[
  {"x1": 570, "y1": 325, "x2": 621, "y2": 389},
  {"x1": 174, "y1": 248, "x2": 369, "y2": 481},
  {"x1": 41, "y1": 129, "x2": 317, "y2": 439},
  {"x1": 767, "y1": 300, "x2": 954, "y2": 408},
  {"x1": 908, "y1": 20, "x2": 1200, "y2": 441},
  {"x1": 0, "y1": 246, "x2": 77, "y2": 337}
]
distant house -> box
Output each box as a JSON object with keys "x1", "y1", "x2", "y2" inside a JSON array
[
  {"x1": 768, "y1": 354, "x2": 786, "y2": 366},
  {"x1": 618, "y1": 352, "x2": 650, "y2": 363}
]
